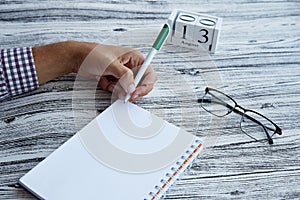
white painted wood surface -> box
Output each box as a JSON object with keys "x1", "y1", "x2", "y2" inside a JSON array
[{"x1": 0, "y1": 0, "x2": 299, "y2": 199}]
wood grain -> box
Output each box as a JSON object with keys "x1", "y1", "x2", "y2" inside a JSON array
[{"x1": 1, "y1": 0, "x2": 299, "y2": 199}]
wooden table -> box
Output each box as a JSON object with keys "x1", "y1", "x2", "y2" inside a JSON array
[{"x1": 1, "y1": 0, "x2": 299, "y2": 199}]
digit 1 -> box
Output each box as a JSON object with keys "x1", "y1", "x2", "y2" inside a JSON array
[{"x1": 183, "y1": 25, "x2": 187, "y2": 39}]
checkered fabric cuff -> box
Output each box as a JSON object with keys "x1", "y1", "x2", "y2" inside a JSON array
[{"x1": 0, "y1": 47, "x2": 39, "y2": 101}]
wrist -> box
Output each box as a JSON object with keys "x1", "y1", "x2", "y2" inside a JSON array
[{"x1": 70, "y1": 41, "x2": 98, "y2": 74}]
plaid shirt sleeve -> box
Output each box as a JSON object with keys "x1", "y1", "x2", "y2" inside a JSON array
[{"x1": 0, "y1": 47, "x2": 39, "y2": 101}]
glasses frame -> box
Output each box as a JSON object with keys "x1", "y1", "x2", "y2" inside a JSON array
[{"x1": 200, "y1": 87, "x2": 282, "y2": 144}]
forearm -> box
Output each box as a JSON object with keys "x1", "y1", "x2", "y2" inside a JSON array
[{"x1": 32, "y1": 41, "x2": 96, "y2": 84}]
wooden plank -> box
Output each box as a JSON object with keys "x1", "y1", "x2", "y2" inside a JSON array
[{"x1": 0, "y1": 0, "x2": 299, "y2": 199}]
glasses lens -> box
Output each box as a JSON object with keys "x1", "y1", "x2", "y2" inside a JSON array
[
  {"x1": 201, "y1": 89, "x2": 236, "y2": 117},
  {"x1": 240, "y1": 111, "x2": 276, "y2": 141}
]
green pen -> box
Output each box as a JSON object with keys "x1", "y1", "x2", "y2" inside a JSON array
[{"x1": 125, "y1": 24, "x2": 170, "y2": 102}]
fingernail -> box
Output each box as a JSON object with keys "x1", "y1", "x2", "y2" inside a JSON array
[
  {"x1": 132, "y1": 94, "x2": 139, "y2": 100},
  {"x1": 127, "y1": 84, "x2": 136, "y2": 94}
]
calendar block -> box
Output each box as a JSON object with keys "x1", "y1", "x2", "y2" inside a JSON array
[
  {"x1": 172, "y1": 13, "x2": 196, "y2": 42},
  {"x1": 167, "y1": 10, "x2": 222, "y2": 53}
]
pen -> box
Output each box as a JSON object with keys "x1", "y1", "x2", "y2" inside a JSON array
[{"x1": 124, "y1": 24, "x2": 170, "y2": 102}]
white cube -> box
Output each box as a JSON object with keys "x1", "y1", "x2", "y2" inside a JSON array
[
  {"x1": 167, "y1": 9, "x2": 222, "y2": 53},
  {"x1": 173, "y1": 13, "x2": 197, "y2": 41}
]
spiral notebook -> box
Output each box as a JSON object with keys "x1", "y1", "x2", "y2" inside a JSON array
[{"x1": 19, "y1": 100, "x2": 202, "y2": 200}]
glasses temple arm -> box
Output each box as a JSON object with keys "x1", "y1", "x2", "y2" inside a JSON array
[{"x1": 231, "y1": 107, "x2": 274, "y2": 144}]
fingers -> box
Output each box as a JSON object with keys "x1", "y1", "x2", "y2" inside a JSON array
[
  {"x1": 129, "y1": 83, "x2": 154, "y2": 102},
  {"x1": 115, "y1": 50, "x2": 157, "y2": 102},
  {"x1": 100, "y1": 64, "x2": 157, "y2": 101},
  {"x1": 98, "y1": 76, "x2": 117, "y2": 93},
  {"x1": 103, "y1": 49, "x2": 143, "y2": 98},
  {"x1": 99, "y1": 66, "x2": 135, "y2": 100},
  {"x1": 107, "y1": 60, "x2": 136, "y2": 94},
  {"x1": 129, "y1": 65, "x2": 157, "y2": 102},
  {"x1": 98, "y1": 76, "x2": 126, "y2": 99},
  {"x1": 86, "y1": 44, "x2": 157, "y2": 101},
  {"x1": 119, "y1": 50, "x2": 144, "y2": 70}
]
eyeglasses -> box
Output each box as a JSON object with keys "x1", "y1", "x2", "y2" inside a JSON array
[{"x1": 199, "y1": 87, "x2": 282, "y2": 144}]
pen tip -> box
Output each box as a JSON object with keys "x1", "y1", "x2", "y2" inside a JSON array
[{"x1": 124, "y1": 94, "x2": 131, "y2": 103}]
